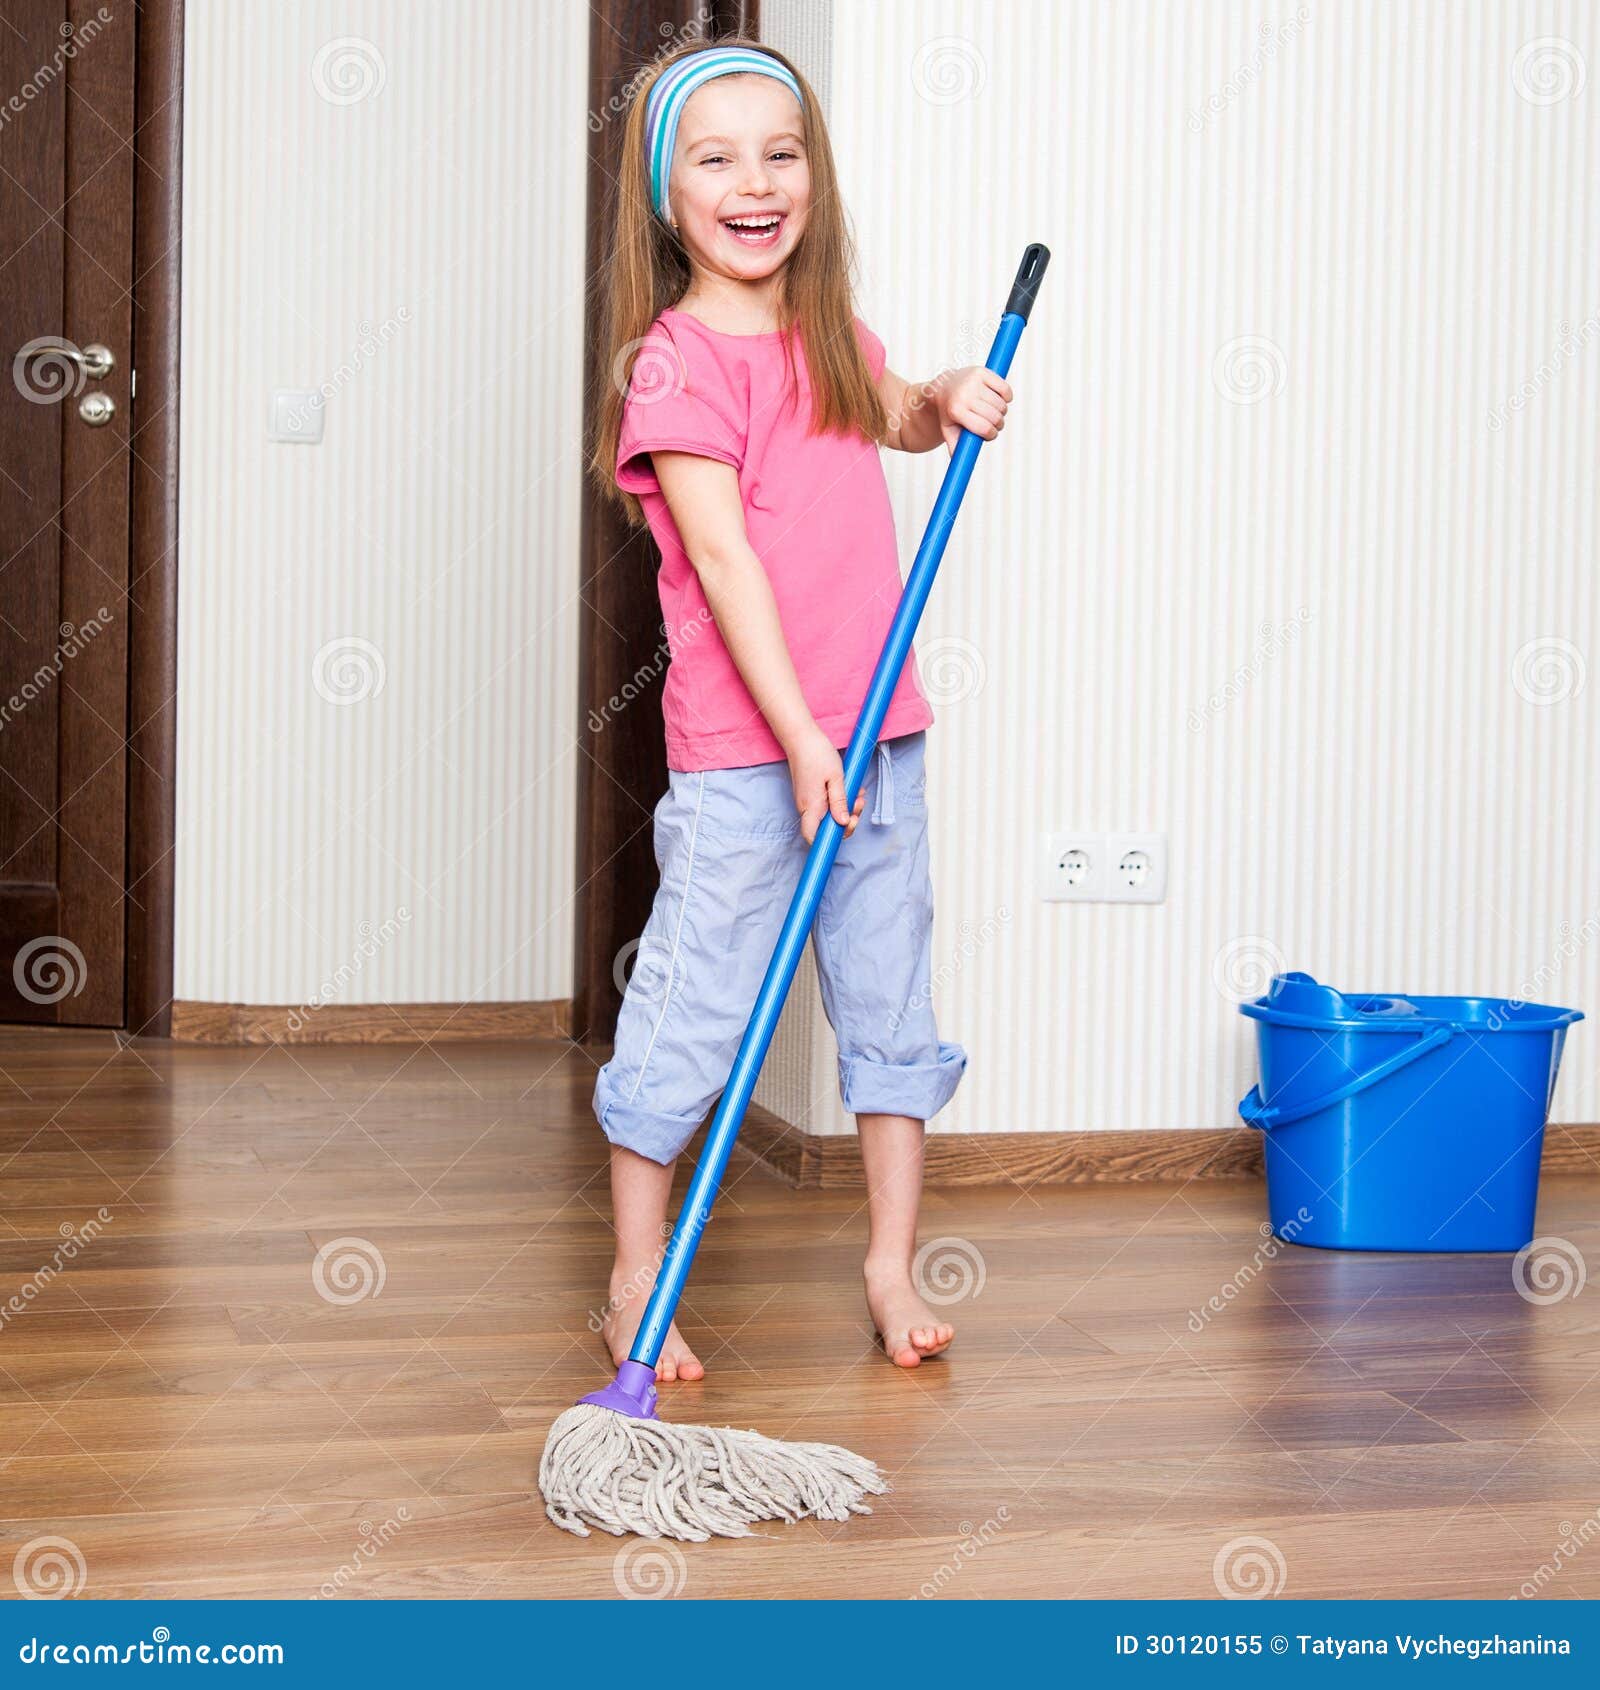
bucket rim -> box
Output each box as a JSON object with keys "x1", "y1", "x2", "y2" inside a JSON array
[{"x1": 1241, "y1": 996, "x2": 1585, "y2": 1033}]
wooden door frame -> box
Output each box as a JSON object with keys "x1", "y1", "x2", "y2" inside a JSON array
[
  {"x1": 124, "y1": 0, "x2": 184, "y2": 1036},
  {"x1": 571, "y1": 0, "x2": 759, "y2": 1044}
]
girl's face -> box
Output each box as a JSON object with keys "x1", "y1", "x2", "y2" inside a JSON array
[{"x1": 667, "y1": 76, "x2": 810, "y2": 282}]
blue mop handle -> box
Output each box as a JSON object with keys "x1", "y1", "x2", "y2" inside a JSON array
[{"x1": 631, "y1": 244, "x2": 1050, "y2": 1368}]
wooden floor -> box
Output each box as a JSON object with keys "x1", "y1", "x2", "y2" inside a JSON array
[{"x1": 1, "y1": 1026, "x2": 1598, "y2": 1601}]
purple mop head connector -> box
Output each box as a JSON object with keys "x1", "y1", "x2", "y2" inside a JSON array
[{"x1": 579, "y1": 1359, "x2": 658, "y2": 1420}]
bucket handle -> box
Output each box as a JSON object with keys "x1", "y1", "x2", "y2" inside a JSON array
[{"x1": 1239, "y1": 1024, "x2": 1456, "y2": 1131}]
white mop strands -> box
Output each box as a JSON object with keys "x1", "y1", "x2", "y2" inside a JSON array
[{"x1": 539, "y1": 1403, "x2": 888, "y2": 1542}]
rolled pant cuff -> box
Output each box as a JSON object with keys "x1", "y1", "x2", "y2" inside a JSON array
[
  {"x1": 594, "y1": 1086, "x2": 704, "y2": 1167},
  {"x1": 838, "y1": 1039, "x2": 967, "y2": 1121}
]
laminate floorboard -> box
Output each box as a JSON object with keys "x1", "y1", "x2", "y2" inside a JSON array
[{"x1": 1, "y1": 1030, "x2": 1595, "y2": 1601}]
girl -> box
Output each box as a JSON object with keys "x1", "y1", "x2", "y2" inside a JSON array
[{"x1": 589, "y1": 38, "x2": 1011, "y2": 1381}]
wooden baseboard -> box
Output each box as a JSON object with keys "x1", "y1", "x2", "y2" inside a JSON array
[
  {"x1": 169, "y1": 999, "x2": 571, "y2": 1044},
  {"x1": 735, "y1": 1115, "x2": 1600, "y2": 1187}
]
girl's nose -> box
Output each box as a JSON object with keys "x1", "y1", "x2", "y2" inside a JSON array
[{"x1": 737, "y1": 158, "x2": 776, "y2": 196}]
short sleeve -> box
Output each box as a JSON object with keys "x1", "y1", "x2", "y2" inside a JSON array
[
  {"x1": 854, "y1": 316, "x2": 887, "y2": 382},
  {"x1": 616, "y1": 322, "x2": 746, "y2": 495}
]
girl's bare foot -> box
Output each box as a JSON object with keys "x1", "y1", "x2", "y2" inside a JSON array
[
  {"x1": 863, "y1": 1261, "x2": 955, "y2": 1368},
  {"x1": 600, "y1": 1147, "x2": 702, "y2": 1383},
  {"x1": 600, "y1": 1272, "x2": 705, "y2": 1383}
]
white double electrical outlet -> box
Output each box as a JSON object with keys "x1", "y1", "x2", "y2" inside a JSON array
[{"x1": 1042, "y1": 832, "x2": 1168, "y2": 904}]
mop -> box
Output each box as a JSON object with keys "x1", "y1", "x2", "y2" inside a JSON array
[{"x1": 541, "y1": 244, "x2": 1050, "y2": 1541}]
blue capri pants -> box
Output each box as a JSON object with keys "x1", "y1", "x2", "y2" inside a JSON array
[{"x1": 593, "y1": 730, "x2": 967, "y2": 1165}]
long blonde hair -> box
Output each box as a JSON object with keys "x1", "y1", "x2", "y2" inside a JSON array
[{"x1": 590, "y1": 36, "x2": 887, "y2": 528}]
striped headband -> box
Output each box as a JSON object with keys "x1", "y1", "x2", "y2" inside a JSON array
[{"x1": 645, "y1": 47, "x2": 804, "y2": 226}]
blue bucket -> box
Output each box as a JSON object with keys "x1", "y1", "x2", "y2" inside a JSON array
[{"x1": 1238, "y1": 972, "x2": 1583, "y2": 1252}]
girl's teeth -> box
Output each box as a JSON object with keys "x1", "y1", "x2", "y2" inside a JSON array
[{"x1": 724, "y1": 216, "x2": 781, "y2": 243}]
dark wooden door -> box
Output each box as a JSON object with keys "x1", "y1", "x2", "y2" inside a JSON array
[
  {"x1": 573, "y1": 0, "x2": 758, "y2": 1041},
  {"x1": 0, "y1": 0, "x2": 137, "y2": 1025}
]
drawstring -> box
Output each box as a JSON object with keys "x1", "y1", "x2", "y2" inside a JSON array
[{"x1": 869, "y1": 742, "x2": 895, "y2": 825}]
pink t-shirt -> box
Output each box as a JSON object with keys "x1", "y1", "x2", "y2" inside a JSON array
[{"x1": 616, "y1": 306, "x2": 934, "y2": 772}]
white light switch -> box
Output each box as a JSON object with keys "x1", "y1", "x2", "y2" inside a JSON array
[{"x1": 269, "y1": 389, "x2": 324, "y2": 443}]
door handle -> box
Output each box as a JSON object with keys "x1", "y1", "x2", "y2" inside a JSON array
[
  {"x1": 58, "y1": 341, "x2": 115, "y2": 378},
  {"x1": 14, "y1": 338, "x2": 116, "y2": 397}
]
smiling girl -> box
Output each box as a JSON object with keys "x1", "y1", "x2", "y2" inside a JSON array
[{"x1": 588, "y1": 38, "x2": 1012, "y2": 1383}]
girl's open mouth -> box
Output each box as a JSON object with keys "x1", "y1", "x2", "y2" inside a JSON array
[{"x1": 720, "y1": 212, "x2": 786, "y2": 248}]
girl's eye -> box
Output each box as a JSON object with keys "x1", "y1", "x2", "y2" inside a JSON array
[{"x1": 696, "y1": 150, "x2": 800, "y2": 166}]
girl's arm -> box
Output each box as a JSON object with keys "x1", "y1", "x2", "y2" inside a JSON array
[
  {"x1": 652, "y1": 449, "x2": 865, "y2": 844},
  {"x1": 876, "y1": 364, "x2": 1012, "y2": 454}
]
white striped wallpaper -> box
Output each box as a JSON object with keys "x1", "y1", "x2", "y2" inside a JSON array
[
  {"x1": 173, "y1": 1, "x2": 1596, "y2": 1141},
  {"x1": 175, "y1": 0, "x2": 588, "y2": 1008},
  {"x1": 762, "y1": 0, "x2": 1599, "y2": 1134}
]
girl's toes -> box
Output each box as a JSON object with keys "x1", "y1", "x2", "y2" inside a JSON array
[
  {"x1": 888, "y1": 1336, "x2": 922, "y2": 1368},
  {"x1": 656, "y1": 1355, "x2": 678, "y2": 1383},
  {"x1": 677, "y1": 1352, "x2": 705, "y2": 1381}
]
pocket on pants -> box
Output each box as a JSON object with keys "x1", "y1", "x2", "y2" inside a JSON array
[{"x1": 697, "y1": 757, "x2": 799, "y2": 841}]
